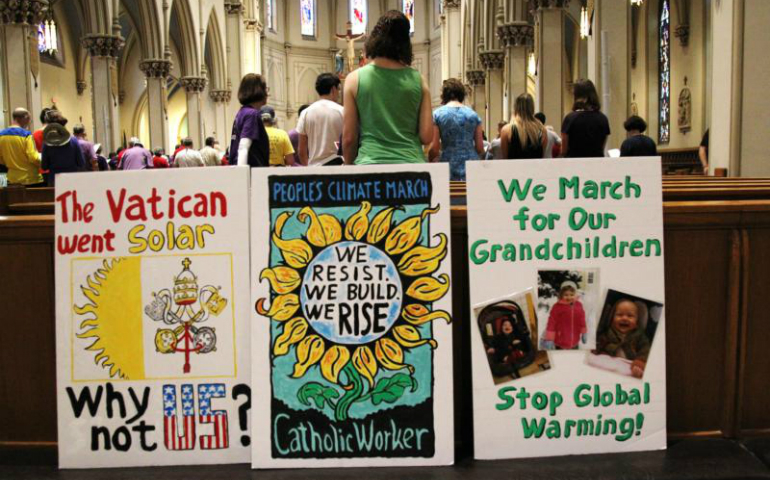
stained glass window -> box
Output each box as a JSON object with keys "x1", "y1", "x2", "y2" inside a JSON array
[
  {"x1": 38, "y1": 20, "x2": 58, "y2": 55},
  {"x1": 403, "y1": 0, "x2": 415, "y2": 34},
  {"x1": 350, "y1": 0, "x2": 367, "y2": 35},
  {"x1": 300, "y1": 0, "x2": 315, "y2": 37},
  {"x1": 266, "y1": 0, "x2": 275, "y2": 32},
  {"x1": 659, "y1": 0, "x2": 670, "y2": 144}
]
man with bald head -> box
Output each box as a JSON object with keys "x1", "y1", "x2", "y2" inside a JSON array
[{"x1": 0, "y1": 108, "x2": 43, "y2": 186}]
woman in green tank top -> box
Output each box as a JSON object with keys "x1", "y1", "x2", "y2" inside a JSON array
[{"x1": 342, "y1": 10, "x2": 434, "y2": 165}]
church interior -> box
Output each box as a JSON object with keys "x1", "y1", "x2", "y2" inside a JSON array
[
  {"x1": 2, "y1": 0, "x2": 766, "y2": 175},
  {"x1": 3, "y1": 0, "x2": 770, "y2": 477}
]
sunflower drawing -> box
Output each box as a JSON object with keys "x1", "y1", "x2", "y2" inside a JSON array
[{"x1": 257, "y1": 201, "x2": 451, "y2": 421}]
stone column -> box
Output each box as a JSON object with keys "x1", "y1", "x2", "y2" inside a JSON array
[
  {"x1": 179, "y1": 76, "x2": 207, "y2": 148},
  {"x1": 209, "y1": 89, "x2": 231, "y2": 146},
  {"x1": 441, "y1": 0, "x2": 462, "y2": 80},
  {"x1": 139, "y1": 59, "x2": 171, "y2": 152},
  {"x1": 466, "y1": 70, "x2": 486, "y2": 129},
  {"x1": 498, "y1": 22, "x2": 534, "y2": 117},
  {"x1": 709, "y1": 0, "x2": 742, "y2": 175},
  {"x1": 243, "y1": 17, "x2": 263, "y2": 75},
  {"x1": 587, "y1": 0, "x2": 629, "y2": 151},
  {"x1": 82, "y1": 34, "x2": 124, "y2": 153},
  {"x1": 0, "y1": 0, "x2": 47, "y2": 126},
  {"x1": 224, "y1": 1, "x2": 244, "y2": 127},
  {"x1": 480, "y1": 50, "x2": 505, "y2": 132},
  {"x1": 534, "y1": 0, "x2": 569, "y2": 131}
]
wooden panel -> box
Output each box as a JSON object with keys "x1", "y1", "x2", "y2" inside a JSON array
[
  {"x1": 2, "y1": 194, "x2": 770, "y2": 449},
  {"x1": 739, "y1": 226, "x2": 770, "y2": 434},
  {"x1": 0, "y1": 243, "x2": 56, "y2": 442},
  {"x1": 450, "y1": 219, "x2": 472, "y2": 457},
  {"x1": 663, "y1": 228, "x2": 734, "y2": 436}
]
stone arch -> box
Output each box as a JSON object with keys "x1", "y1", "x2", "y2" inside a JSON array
[
  {"x1": 204, "y1": 9, "x2": 226, "y2": 90},
  {"x1": 169, "y1": 0, "x2": 199, "y2": 77},
  {"x1": 119, "y1": 0, "x2": 163, "y2": 59}
]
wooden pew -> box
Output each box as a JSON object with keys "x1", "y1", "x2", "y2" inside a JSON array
[
  {"x1": 0, "y1": 186, "x2": 55, "y2": 215},
  {"x1": 2, "y1": 181, "x2": 770, "y2": 456}
]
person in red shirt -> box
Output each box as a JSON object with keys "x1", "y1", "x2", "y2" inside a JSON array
[
  {"x1": 33, "y1": 107, "x2": 54, "y2": 153},
  {"x1": 542, "y1": 281, "x2": 587, "y2": 350},
  {"x1": 153, "y1": 148, "x2": 169, "y2": 168}
]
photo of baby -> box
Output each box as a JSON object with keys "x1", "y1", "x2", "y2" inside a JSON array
[
  {"x1": 537, "y1": 270, "x2": 600, "y2": 350},
  {"x1": 474, "y1": 289, "x2": 551, "y2": 385},
  {"x1": 587, "y1": 289, "x2": 663, "y2": 379}
]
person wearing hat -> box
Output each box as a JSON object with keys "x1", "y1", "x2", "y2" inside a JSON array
[
  {"x1": 120, "y1": 137, "x2": 153, "y2": 170},
  {"x1": 261, "y1": 106, "x2": 295, "y2": 167},
  {"x1": 541, "y1": 280, "x2": 587, "y2": 350},
  {"x1": 41, "y1": 112, "x2": 86, "y2": 186}
]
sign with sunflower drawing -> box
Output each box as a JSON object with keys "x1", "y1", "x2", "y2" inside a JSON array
[
  {"x1": 54, "y1": 168, "x2": 252, "y2": 468},
  {"x1": 250, "y1": 164, "x2": 454, "y2": 468}
]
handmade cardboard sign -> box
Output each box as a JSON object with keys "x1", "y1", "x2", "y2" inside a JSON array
[
  {"x1": 251, "y1": 164, "x2": 454, "y2": 468},
  {"x1": 466, "y1": 158, "x2": 666, "y2": 459},
  {"x1": 55, "y1": 168, "x2": 252, "y2": 468}
]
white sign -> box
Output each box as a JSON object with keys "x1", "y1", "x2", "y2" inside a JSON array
[
  {"x1": 55, "y1": 168, "x2": 252, "y2": 468},
  {"x1": 466, "y1": 158, "x2": 666, "y2": 459},
  {"x1": 250, "y1": 164, "x2": 454, "y2": 468}
]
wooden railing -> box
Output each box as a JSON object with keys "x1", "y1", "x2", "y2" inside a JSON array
[{"x1": 1, "y1": 180, "x2": 770, "y2": 455}]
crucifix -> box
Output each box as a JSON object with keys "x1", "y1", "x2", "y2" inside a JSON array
[{"x1": 335, "y1": 21, "x2": 366, "y2": 74}]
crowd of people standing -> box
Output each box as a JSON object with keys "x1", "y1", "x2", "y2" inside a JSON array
[{"x1": 0, "y1": 10, "x2": 670, "y2": 188}]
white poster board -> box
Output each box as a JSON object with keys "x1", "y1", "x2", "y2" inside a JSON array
[
  {"x1": 466, "y1": 158, "x2": 666, "y2": 459},
  {"x1": 250, "y1": 164, "x2": 454, "y2": 468},
  {"x1": 55, "y1": 168, "x2": 252, "y2": 468}
]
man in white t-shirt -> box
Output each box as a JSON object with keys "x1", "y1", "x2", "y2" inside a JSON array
[
  {"x1": 173, "y1": 137, "x2": 205, "y2": 167},
  {"x1": 297, "y1": 73, "x2": 344, "y2": 166}
]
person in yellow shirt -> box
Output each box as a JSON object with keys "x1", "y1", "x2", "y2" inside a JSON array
[
  {"x1": 260, "y1": 106, "x2": 295, "y2": 167},
  {"x1": 0, "y1": 108, "x2": 43, "y2": 186}
]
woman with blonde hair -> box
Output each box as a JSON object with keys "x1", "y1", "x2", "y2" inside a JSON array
[{"x1": 500, "y1": 93, "x2": 547, "y2": 159}]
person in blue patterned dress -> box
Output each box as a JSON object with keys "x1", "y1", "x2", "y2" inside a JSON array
[{"x1": 429, "y1": 78, "x2": 484, "y2": 181}]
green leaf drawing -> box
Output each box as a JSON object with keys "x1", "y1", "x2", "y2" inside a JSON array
[
  {"x1": 371, "y1": 373, "x2": 418, "y2": 406},
  {"x1": 297, "y1": 382, "x2": 340, "y2": 409}
]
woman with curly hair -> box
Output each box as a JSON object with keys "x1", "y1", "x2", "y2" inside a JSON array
[
  {"x1": 342, "y1": 10, "x2": 433, "y2": 165},
  {"x1": 429, "y1": 78, "x2": 484, "y2": 180}
]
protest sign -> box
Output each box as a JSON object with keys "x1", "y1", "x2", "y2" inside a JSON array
[
  {"x1": 55, "y1": 168, "x2": 252, "y2": 468},
  {"x1": 250, "y1": 164, "x2": 454, "y2": 468},
  {"x1": 466, "y1": 158, "x2": 666, "y2": 459}
]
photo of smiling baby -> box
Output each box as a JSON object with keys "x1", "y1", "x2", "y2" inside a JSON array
[{"x1": 587, "y1": 289, "x2": 663, "y2": 379}]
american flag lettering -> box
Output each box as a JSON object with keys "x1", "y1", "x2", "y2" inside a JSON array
[
  {"x1": 198, "y1": 383, "x2": 229, "y2": 449},
  {"x1": 163, "y1": 384, "x2": 196, "y2": 451}
]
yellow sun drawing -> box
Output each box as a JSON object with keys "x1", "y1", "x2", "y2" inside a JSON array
[
  {"x1": 257, "y1": 202, "x2": 451, "y2": 421},
  {"x1": 74, "y1": 257, "x2": 145, "y2": 380}
]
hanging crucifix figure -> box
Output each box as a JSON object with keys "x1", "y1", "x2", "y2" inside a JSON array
[{"x1": 335, "y1": 21, "x2": 366, "y2": 74}]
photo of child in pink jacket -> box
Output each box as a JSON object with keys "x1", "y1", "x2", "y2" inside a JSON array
[{"x1": 541, "y1": 281, "x2": 587, "y2": 350}]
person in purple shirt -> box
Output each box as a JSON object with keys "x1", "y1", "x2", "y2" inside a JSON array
[
  {"x1": 288, "y1": 104, "x2": 309, "y2": 166},
  {"x1": 229, "y1": 73, "x2": 270, "y2": 167},
  {"x1": 120, "y1": 137, "x2": 154, "y2": 170},
  {"x1": 73, "y1": 124, "x2": 97, "y2": 171}
]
